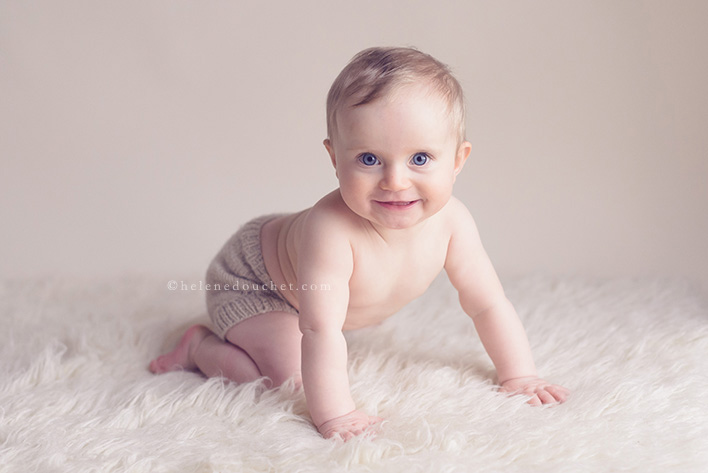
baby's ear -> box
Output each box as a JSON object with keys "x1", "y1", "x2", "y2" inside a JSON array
[
  {"x1": 454, "y1": 141, "x2": 472, "y2": 177},
  {"x1": 323, "y1": 139, "x2": 338, "y2": 176}
]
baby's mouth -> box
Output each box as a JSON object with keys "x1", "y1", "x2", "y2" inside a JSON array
[{"x1": 375, "y1": 200, "x2": 420, "y2": 209}]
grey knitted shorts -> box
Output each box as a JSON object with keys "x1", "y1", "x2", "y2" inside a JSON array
[{"x1": 205, "y1": 214, "x2": 298, "y2": 340}]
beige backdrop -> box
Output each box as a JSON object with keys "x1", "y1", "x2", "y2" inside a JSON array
[{"x1": 1, "y1": 1, "x2": 706, "y2": 291}]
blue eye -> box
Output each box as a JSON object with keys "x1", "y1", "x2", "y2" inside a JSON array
[
  {"x1": 411, "y1": 153, "x2": 429, "y2": 166},
  {"x1": 359, "y1": 153, "x2": 379, "y2": 166}
]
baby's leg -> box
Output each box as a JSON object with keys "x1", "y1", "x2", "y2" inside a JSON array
[
  {"x1": 225, "y1": 311, "x2": 302, "y2": 388},
  {"x1": 150, "y1": 311, "x2": 302, "y2": 388},
  {"x1": 149, "y1": 325, "x2": 261, "y2": 383}
]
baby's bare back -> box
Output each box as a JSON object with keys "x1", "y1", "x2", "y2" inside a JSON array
[{"x1": 261, "y1": 191, "x2": 453, "y2": 330}]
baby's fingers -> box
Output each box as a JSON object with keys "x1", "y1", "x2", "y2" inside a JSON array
[
  {"x1": 337, "y1": 429, "x2": 360, "y2": 442},
  {"x1": 545, "y1": 384, "x2": 570, "y2": 403},
  {"x1": 369, "y1": 415, "x2": 383, "y2": 425},
  {"x1": 331, "y1": 423, "x2": 377, "y2": 442},
  {"x1": 536, "y1": 389, "x2": 558, "y2": 405},
  {"x1": 526, "y1": 394, "x2": 542, "y2": 406},
  {"x1": 319, "y1": 411, "x2": 383, "y2": 441}
]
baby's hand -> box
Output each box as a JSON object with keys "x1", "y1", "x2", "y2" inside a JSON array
[
  {"x1": 500, "y1": 376, "x2": 569, "y2": 406},
  {"x1": 317, "y1": 409, "x2": 383, "y2": 441}
]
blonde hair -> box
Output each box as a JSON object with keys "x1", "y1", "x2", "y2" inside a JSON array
[{"x1": 326, "y1": 46, "x2": 466, "y2": 145}]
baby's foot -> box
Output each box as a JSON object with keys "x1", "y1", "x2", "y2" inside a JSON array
[{"x1": 149, "y1": 325, "x2": 211, "y2": 374}]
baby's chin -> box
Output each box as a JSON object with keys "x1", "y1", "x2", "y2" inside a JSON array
[
  {"x1": 364, "y1": 206, "x2": 434, "y2": 231},
  {"x1": 342, "y1": 194, "x2": 447, "y2": 231}
]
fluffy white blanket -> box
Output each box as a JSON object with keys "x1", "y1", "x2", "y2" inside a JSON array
[{"x1": 2, "y1": 274, "x2": 707, "y2": 472}]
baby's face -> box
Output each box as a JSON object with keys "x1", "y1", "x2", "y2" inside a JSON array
[{"x1": 325, "y1": 83, "x2": 470, "y2": 231}]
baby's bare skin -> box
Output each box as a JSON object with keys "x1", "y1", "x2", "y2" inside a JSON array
[
  {"x1": 270, "y1": 84, "x2": 566, "y2": 437},
  {"x1": 261, "y1": 195, "x2": 449, "y2": 331},
  {"x1": 150, "y1": 81, "x2": 569, "y2": 441}
]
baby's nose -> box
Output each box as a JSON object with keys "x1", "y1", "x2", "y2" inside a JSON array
[{"x1": 379, "y1": 165, "x2": 411, "y2": 191}]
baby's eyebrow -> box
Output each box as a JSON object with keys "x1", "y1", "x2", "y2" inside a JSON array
[{"x1": 344, "y1": 145, "x2": 378, "y2": 154}]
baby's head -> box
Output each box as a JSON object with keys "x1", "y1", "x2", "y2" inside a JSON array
[
  {"x1": 326, "y1": 47, "x2": 466, "y2": 146},
  {"x1": 323, "y1": 47, "x2": 471, "y2": 230}
]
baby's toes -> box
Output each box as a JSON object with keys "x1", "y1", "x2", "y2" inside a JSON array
[{"x1": 148, "y1": 357, "x2": 163, "y2": 373}]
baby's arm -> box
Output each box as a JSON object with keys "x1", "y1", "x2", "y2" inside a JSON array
[
  {"x1": 444, "y1": 200, "x2": 568, "y2": 405},
  {"x1": 297, "y1": 210, "x2": 381, "y2": 439}
]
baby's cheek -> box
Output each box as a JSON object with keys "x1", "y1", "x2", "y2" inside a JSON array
[{"x1": 339, "y1": 188, "x2": 368, "y2": 213}]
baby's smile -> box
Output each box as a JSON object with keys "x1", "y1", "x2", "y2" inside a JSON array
[{"x1": 374, "y1": 200, "x2": 420, "y2": 210}]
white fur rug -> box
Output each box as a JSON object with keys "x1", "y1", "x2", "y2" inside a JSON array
[{"x1": 2, "y1": 274, "x2": 707, "y2": 472}]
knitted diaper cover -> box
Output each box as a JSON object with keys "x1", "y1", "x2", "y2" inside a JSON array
[{"x1": 205, "y1": 214, "x2": 298, "y2": 340}]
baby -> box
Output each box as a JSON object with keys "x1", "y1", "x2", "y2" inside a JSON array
[{"x1": 150, "y1": 47, "x2": 569, "y2": 440}]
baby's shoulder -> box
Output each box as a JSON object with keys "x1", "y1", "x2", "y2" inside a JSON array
[
  {"x1": 437, "y1": 196, "x2": 475, "y2": 229},
  {"x1": 293, "y1": 191, "x2": 359, "y2": 267},
  {"x1": 301, "y1": 190, "x2": 361, "y2": 237}
]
